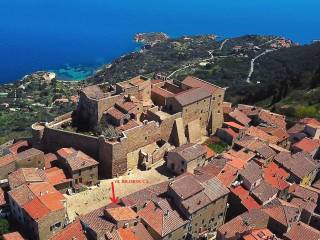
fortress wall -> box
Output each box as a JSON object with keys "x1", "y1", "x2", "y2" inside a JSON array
[
  {"x1": 77, "y1": 92, "x2": 99, "y2": 126},
  {"x1": 42, "y1": 127, "x2": 99, "y2": 159},
  {"x1": 211, "y1": 88, "x2": 225, "y2": 133}
]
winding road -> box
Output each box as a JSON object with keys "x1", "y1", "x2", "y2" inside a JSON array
[{"x1": 168, "y1": 38, "x2": 229, "y2": 79}]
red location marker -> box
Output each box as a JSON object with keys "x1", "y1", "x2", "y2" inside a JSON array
[{"x1": 110, "y1": 182, "x2": 119, "y2": 204}]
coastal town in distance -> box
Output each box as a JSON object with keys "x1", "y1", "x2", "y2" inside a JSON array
[{"x1": 0, "y1": 30, "x2": 320, "y2": 240}]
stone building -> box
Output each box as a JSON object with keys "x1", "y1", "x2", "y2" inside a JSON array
[
  {"x1": 8, "y1": 182, "x2": 67, "y2": 240},
  {"x1": 34, "y1": 76, "x2": 225, "y2": 178},
  {"x1": 56, "y1": 148, "x2": 99, "y2": 186},
  {"x1": 0, "y1": 148, "x2": 45, "y2": 180},
  {"x1": 166, "y1": 143, "x2": 207, "y2": 175}
]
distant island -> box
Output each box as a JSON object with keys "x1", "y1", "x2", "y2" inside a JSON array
[{"x1": 0, "y1": 33, "x2": 319, "y2": 144}]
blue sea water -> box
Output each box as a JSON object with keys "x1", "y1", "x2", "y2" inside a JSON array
[{"x1": 0, "y1": 0, "x2": 320, "y2": 83}]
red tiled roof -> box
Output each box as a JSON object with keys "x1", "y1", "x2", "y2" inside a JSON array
[
  {"x1": 3, "y1": 232, "x2": 24, "y2": 240},
  {"x1": 7, "y1": 140, "x2": 29, "y2": 155},
  {"x1": 284, "y1": 221, "x2": 320, "y2": 240},
  {"x1": 44, "y1": 153, "x2": 58, "y2": 169},
  {"x1": 230, "y1": 185, "x2": 249, "y2": 201},
  {"x1": 242, "y1": 196, "x2": 261, "y2": 210},
  {"x1": 217, "y1": 164, "x2": 238, "y2": 187},
  {"x1": 9, "y1": 182, "x2": 65, "y2": 221},
  {"x1": 151, "y1": 86, "x2": 175, "y2": 98},
  {"x1": 105, "y1": 206, "x2": 138, "y2": 222},
  {"x1": 224, "y1": 127, "x2": 239, "y2": 138},
  {"x1": 227, "y1": 159, "x2": 246, "y2": 170},
  {"x1": 0, "y1": 154, "x2": 15, "y2": 167},
  {"x1": 205, "y1": 145, "x2": 215, "y2": 159},
  {"x1": 245, "y1": 126, "x2": 279, "y2": 144},
  {"x1": 258, "y1": 110, "x2": 286, "y2": 129},
  {"x1": 300, "y1": 118, "x2": 320, "y2": 127},
  {"x1": 229, "y1": 109, "x2": 251, "y2": 126},
  {"x1": 45, "y1": 167, "x2": 72, "y2": 186},
  {"x1": 56, "y1": 147, "x2": 76, "y2": 159},
  {"x1": 263, "y1": 162, "x2": 289, "y2": 190},
  {"x1": 24, "y1": 197, "x2": 50, "y2": 220},
  {"x1": 243, "y1": 228, "x2": 275, "y2": 240},
  {"x1": 174, "y1": 87, "x2": 211, "y2": 107},
  {"x1": 224, "y1": 121, "x2": 245, "y2": 130},
  {"x1": 8, "y1": 168, "x2": 47, "y2": 189},
  {"x1": 293, "y1": 138, "x2": 320, "y2": 153},
  {"x1": 50, "y1": 220, "x2": 87, "y2": 240},
  {"x1": 182, "y1": 76, "x2": 223, "y2": 94},
  {"x1": 106, "y1": 107, "x2": 126, "y2": 120},
  {"x1": 58, "y1": 148, "x2": 98, "y2": 171},
  {"x1": 116, "y1": 120, "x2": 139, "y2": 132},
  {"x1": 169, "y1": 174, "x2": 204, "y2": 200},
  {"x1": 117, "y1": 223, "x2": 154, "y2": 240},
  {"x1": 137, "y1": 199, "x2": 188, "y2": 237}
]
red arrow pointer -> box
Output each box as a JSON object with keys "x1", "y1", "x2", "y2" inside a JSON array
[{"x1": 110, "y1": 182, "x2": 119, "y2": 204}]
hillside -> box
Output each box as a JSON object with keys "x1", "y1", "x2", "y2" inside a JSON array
[{"x1": 1, "y1": 34, "x2": 320, "y2": 144}]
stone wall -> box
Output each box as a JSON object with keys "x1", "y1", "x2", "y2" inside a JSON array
[{"x1": 0, "y1": 161, "x2": 16, "y2": 180}]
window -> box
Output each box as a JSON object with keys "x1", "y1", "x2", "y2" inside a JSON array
[
  {"x1": 145, "y1": 136, "x2": 148, "y2": 141},
  {"x1": 79, "y1": 170, "x2": 81, "y2": 176},
  {"x1": 50, "y1": 222, "x2": 61, "y2": 232}
]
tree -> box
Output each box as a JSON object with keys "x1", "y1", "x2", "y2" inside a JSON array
[{"x1": 0, "y1": 218, "x2": 10, "y2": 236}]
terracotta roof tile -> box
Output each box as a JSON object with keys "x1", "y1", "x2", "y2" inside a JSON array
[
  {"x1": 182, "y1": 76, "x2": 223, "y2": 94},
  {"x1": 284, "y1": 221, "x2": 320, "y2": 240},
  {"x1": 44, "y1": 153, "x2": 58, "y2": 169},
  {"x1": 9, "y1": 182, "x2": 65, "y2": 221},
  {"x1": 242, "y1": 196, "x2": 261, "y2": 210},
  {"x1": 245, "y1": 126, "x2": 280, "y2": 144},
  {"x1": 116, "y1": 120, "x2": 140, "y2": 132},
  {"x1": 300, "y1": 118, "x2": 320, "y2": 126},
  {"x1": 0, "y1": 154, "x2": 15, "y2": 167},
  {"x1": 258, "y1": 110, "x2": 286, "y2": 129},
  {"x1": 7, "y1": 140, "x2": 30, "y2": 155},
  {"x1": 45, "y1": 167, "x2": 72, "y2": 186},
  {"x1": 224, "y1": 121, "x2": 245, "y2": 130},
  {"x1": 58, "y1": 148, "x2": 98, "y2": 171},
  {"x1": 243, "y1": 228, "x2": 275, "y2": 240},
  {"x1": 169, "y1": 174, "x2": 204, "y2": 200},
  {"x1": 293, "y1": 138, "x2": 320, "y2": 153},
  {"x1": 174, "y1": 87, "x2": 211, "y2": 107},
  {"x1": 263, "y1": 162, "x2": 289, "y2": 190},
  {"x1": 170, "y1": 143, "x2": 207, "y2": 162},
  {"x1": 229, "y1": 109, "x2": 251, "y2": 126},
  {"x1": 117, "y1": 223, "x2": 154, "y2": 240},
  {"x1": 105, "y1": 206, "x2": 138, "y2": 222},
  {"x1": 50, "y1": 219, "x2": 87, "y2": 240},
  {"x1": 251, "y1": 180, "x2": 278, "y2": 204},
  {"x1": 137, "y1": 199, "x2": 188, "y2": 237},
  {"x1": 23, "y1": 197, "x2": 50, "y2": 220},
  {"x1": 274, "y1": 152, "x2": 318, "y2": 180},
  {"x1": 217, "y1": 164, "x2": 238, "y2": 188},
  {"x1": 106, "y1": 107, "x2": 126, "y2": 120},
  {"x1": 230, "y1": 185, "x2": 249, "y2": 201},
  {"x1": 151, "y1": 86, "x2": 175, "y2": 98},
  {"x1": 8, "y1": 168, "x2": 47, "y2": 189},
  {"x1": 3, "y1": 232, "x2": 24, "y2": 240}
]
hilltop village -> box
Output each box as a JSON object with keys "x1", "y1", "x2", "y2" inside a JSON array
[{"x1": 1, "y1": 75, "x2": 320, "y2": 240}]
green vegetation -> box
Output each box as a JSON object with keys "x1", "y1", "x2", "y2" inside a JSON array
[
  {"x1": 0, "y1": 218, "x2": 10, "y2": 236},
  {"x1": 207, "y1": 141, "x2": 229, "y2": 154},
  {"x1": 1, "y1": 34, "x2": 320, "y2": 144}
]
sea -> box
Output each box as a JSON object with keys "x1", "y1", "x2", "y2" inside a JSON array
[{"x1": 1, "y1": 0, "x2": 320, "y2": 84}]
